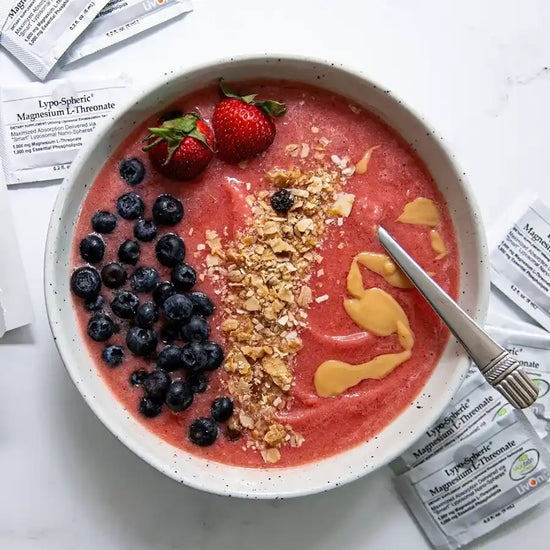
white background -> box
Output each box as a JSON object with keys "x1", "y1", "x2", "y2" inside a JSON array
[{"x1": 1, "y1": 0, "x2": 550, "y2": 548}]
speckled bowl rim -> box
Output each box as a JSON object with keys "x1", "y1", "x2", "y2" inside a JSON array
[{"x1": 44, "y1": 54, "x2": 489, "y2": 499}]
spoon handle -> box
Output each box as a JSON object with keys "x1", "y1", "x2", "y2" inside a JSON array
[{"x1": 378, "y1": 226, "x2": 538, "y2": 409}]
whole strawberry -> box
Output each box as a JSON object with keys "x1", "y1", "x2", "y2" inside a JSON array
[
  {"x1": 212, "y1": 82, "x2": 286, "y2": 163},
  {"x1": 143, "y1": 113, "x2": 215, "y2": 181}
]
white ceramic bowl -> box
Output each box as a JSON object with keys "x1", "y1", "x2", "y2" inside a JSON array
[{"x1": 45, "y1": 54, "x2": 489, "y2": 498}]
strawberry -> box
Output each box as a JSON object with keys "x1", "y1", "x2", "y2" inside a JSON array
[
  {"x1": 212, "y1": 82, "x2": 286, "y2": 163},
  {"x1": 143, "y1": 113, "x2": 215, "y2": 181}
]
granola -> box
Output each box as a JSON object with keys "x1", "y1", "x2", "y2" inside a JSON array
[{"x1": 203, "y1": 159, "x2": 355, "y2": 462}]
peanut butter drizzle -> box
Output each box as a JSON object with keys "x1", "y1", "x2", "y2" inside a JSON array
[
  {"x1": 314, "y1": 350, "x2": 412, "y2": 397},
  {"x1": 397, "y1": 198, "x2": 440, "y2": 226},
  {"x1": 430, "y1": 230, "x2": 447, "y2": 259},
  {"x1": 355, "y1": 146, "x2": 380, "y2": 174},
  {"x1": 353, "y1": 252, "x2": 413, "y2": 289},
  {"x1": 314, "y1": 261, "x2": 414, "y2": 397}
]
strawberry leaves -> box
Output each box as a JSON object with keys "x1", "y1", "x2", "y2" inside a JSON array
[
  {"x1": 254, "y1": 100, "x2": 286, "y2": 117},
  {"x1": 219, "y1": 81, "x2": 286, "y2": 117},
  {"x1": 143, "y1": 113, "x2": 214, "y2": 165}
]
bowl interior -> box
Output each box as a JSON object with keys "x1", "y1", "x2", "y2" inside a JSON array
[{"x1": 45, "y1": 56, "x2": 488, "y2": 498}]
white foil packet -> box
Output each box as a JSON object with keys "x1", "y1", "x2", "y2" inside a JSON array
[
  {"x1": 0, "y1": 3, "x2": 11, "y2": 30},
  {"x1": 392, "y1": 371, "x2": 507, "y2": 474},
  {"x1": 490, "y1": 196, "x2": 550, "y2": 332},
  {"x1": 485, "y1": 325, "x2": 550, "y2": 439},
  {"x1": 0, "y1": 0, "x2": 109, "y2": 80},
  {"x1": 395, "y1": 411, "x2": 550, "y2": 550},
  {"x1": 0, "y1": 75, "x2": 130, "y2": 185},
  {"x1": 0, "y1": 160, "x2": 33, "y2": 336},
  {"x1": 392, "y1": 323, "x2": 550, "y2": 474},
  {"x1": 62, "y1": 0, "x2": 193, "y2": 65}
]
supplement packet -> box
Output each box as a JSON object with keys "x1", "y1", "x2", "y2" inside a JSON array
[
  {"x1": 0, "y1": 160, "x2": 33, "y2": 337},
  {"x1": 0, "y1": 75, "x2": 130, "y2": 185},
  {"x1": 62, "y1": 0, "x2": 193, "y2": 65},
  {"x1": 0, "y1": 3, "x2": 11, "y2": 30},
  {"x1": 0, "y1": 0, "x2": 109, "y2": 80},
  {"x1": 490, "y1": 195, "x2": 550, "y2": 332},
  {"x1": 392, "y1": 370, "x2": 507, "y2": 474},
  {"x1": 395, "y1": 411, "x2": 550, "y2": 550},
  {"x1": 392, "y1": 323, "x2": 550, "y2": 474},
  {"x1": 485, "y1": 325, "x2": 550, "y2": 438}
]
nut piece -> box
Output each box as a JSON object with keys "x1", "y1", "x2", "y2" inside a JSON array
[
  {"x1": 261, "y1": 356, "x2": 292, "y2": 391},
  {"x1": 297, "y1": 285, "x2": 313, "y2": 308},
  {"x1": 244, "y1": 296, "x2": 261, "y2": 311},
  {"x1": 285, "y1": 144, "x2": 300, "y2": 157},
  {"x1": 270, "y1": 238, "x2": 295, "y2": 254},
  {"x1": 239, "y1": 411, "x2": 254, "y2": 429},
  {"x1": 205, "y1": 230, "x2": 222, "y2": 253},
  {"x1": 261, "y1": 447, "x2": 281, "y2": 463},
  {"x1": 330, "y1": 193, "x2": 355, "y2": 217},
  {"x1": 277, "y1": 286, "x2": 294, "y2": 303},
  {"x1": 264, "y1": 423, "x2": 287, "y2": 446},
  {"x1": 295, "y1": 218, "x2": 313, "y2": 233},
  {"x1": 221, "y1": 319, "x2": 239, "y2": 331}
]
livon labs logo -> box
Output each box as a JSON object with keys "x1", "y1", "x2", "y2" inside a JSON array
[
  {"x1": 143, "y1": 0, "x2": 169, "y2": 10},
  {"x1": 516, "y1": 471, "x2": 550, "y2": 496}
]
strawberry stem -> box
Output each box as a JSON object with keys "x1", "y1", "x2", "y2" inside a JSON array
[
  {"x1": 142, "y1": 113, "x2": 214, "y2": 160},
  {"x1": 219, "y1": 80, "x2": 286, "y2": 117}
]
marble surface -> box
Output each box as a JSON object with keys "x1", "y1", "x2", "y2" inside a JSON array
[{"x1": 1, "y1": 0, "x2": 550, "y2": 548}]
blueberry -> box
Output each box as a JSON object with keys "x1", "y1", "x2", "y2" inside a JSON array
[
  {"x1": 71, "y1": 266, "x2": 101, "y2": 299},
  {"x1": 171, "y1": 263, "x2": 196, "y2": 291},
  {"x1": 130, "y1": 369, "x2": 149, "y2": 386},
  {"x1": 162, "y1": 294, "x2": 193, "y2": 323},
  {"x1": 189, "y1": 417, "x2": 218, "y2": 446},
  {"x1": 143, "y1": 369, "x2": 171, "y2": 404},
  {"x1": 85, "y1": 295, "x2": 104, "y2": 311},
  {"x1": 181, "y1": 315, "x2": 210, "y2": 342},
  {"x1": 160, "y1": 323, "x2": 180, "y2": 344},
  {"x1": 187, "y1": 373, "x2": 208, "y2": 394},
  {"x1": 119, "y1": 158, "x2": 145, "y2": 186},
  {"x1": 187, "y1": 291, "x2": 214, "y2": 317},
  {"x1": 165, "y1": 381, "x2": 194, "y2": 412},
  {"x1": 152, "y1": 194, "x2": 184, "y2": 226},
  {"x1": 111, "y1": 291, "x2": 139, "y2": 319},
  {"x1": 271, "y1": 189, "x2": 295, "y2": 212},
  {"x1": 138, "y1": 396, "x2": 162, "y2": 418},
  {"x1": 101, "y1": 262, "x2": 127, "y2": 289},
  {"x1": 156, "y1": 345, "x2": 183, "y2": 372},
  {"x1": 155, "y1": 234, "x2": 185, "y2": 267},
  {"x1": 211, "y1": 397, "x2": 233, "y2": 422},
  {"x1": 134, "y1": 219, "x2": 157, "y2": 242},
  {"x1": 131, "y1": 266, "x2": 159, "y2": 293},
  {"x1": 116, "y1": 192, "x2": 145, "y2": 220},
  {"x1": 158, "y1": 110, "x2": 183, "y2": 123},
  {"x1": 126, "y1": 326, "x2": 158, "y2": 356},
  {"x1": 92, "y1": 211, "x2": 117, "y2": 233},
  {"x1": 87, "y1": 313, "x2": 115, "y2": 342},
  {"x1": 181, "y1": 342, "x2": 208, "y2": 373},
  {"x1": 79, "y1": 234, "x2": 105, "y2": 263},
  {"x1": 118, "y1": 240, "x2": 141, "y2": 265},
  {"x1": 153, "y1": 281, "x2": 176, "y2": 305},
  {"x1": 136, "y1": 301, "x2": 159, "y2": 328},
  {"x1": 102, "y1": 345, "x2": 124, "y2": 367},
  {"x1": 204, "y1": 341, "x2": 224, "y2": 370}
]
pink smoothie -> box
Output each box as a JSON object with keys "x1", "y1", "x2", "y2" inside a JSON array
[{"x1": 71, "y1": 81, "x2": 459, "y2": 467}]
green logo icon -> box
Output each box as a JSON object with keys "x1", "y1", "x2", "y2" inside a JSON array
[{"x1": 510, "y1": 449, "x2": 540, "y2": 480}]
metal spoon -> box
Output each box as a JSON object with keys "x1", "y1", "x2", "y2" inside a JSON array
[{"x1": 378, "y1": 226, "x2": 538, "y2": 409}]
